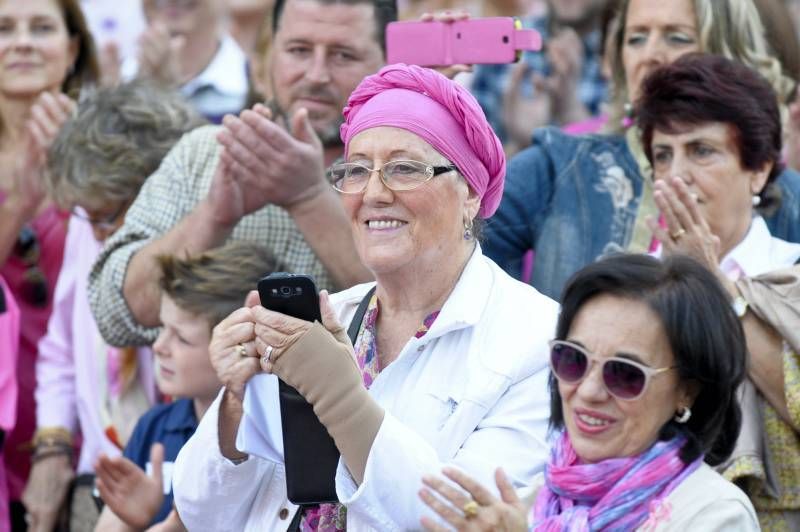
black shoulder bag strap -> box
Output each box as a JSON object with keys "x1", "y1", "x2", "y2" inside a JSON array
[{"x1": 346, "y1": 286, "x2": 377, "y2": 344}]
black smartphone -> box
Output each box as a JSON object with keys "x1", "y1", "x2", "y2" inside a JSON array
[{"x1": 257, "y1": 273, "x2": 340, "y2": 505}]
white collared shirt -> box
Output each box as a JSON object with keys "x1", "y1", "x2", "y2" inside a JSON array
[
  {"x1": 173, "y1": 247, "x2": 559, "y2": 531},
  {"x1": 122, "y1": 34, "x2": 248, "y2": 122},
  {"x1": 718, "y1": 216, "x2": 800, "y2": 280},
  {"x1": 179, "y1": 35, "x2": 249, "y2": 121},
  {"x1": 651, "y1": 216, "x2": 800, "y2": 280}
]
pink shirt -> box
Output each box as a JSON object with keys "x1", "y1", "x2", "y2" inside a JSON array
[
  {"x1": 0, "y1": 198, "x2": 67, "y2": 500},
  {"x1": 35, "y1": 217, "x2": 156, "y2": 474},
  {"x1": 0, "y1": 276, "x2": 19, "y2": 532}
]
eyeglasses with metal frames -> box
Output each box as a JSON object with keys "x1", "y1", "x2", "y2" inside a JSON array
[{"x1": 328, "y1": 159, "x2": 457, "y2": 193}]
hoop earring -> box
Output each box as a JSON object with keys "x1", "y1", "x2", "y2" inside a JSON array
[
  {"x1": 674, "y1": 406, "x2": 691, "y2": 424},
  {"x1": 463, "y1": 219, "x2": 474, "y2": 241}
]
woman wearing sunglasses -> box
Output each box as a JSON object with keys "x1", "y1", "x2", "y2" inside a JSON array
[{"x1": 419, "y1": 253, "x2": 756, "y2": 531}]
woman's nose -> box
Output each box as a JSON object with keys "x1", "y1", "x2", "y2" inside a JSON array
[
  {"x1": 576, "y1": 363, "x2": 610, "y2": 402},
  {"x1": 362, "y1": 169, "x2": 393, "y2": 204},
  {"x1": 642, "y1": 35, "x2": 668, "y2": 65}
]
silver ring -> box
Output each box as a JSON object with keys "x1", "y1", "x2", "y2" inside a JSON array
[
  {"x1": 260, "y1": 355, "x2": 269, "y2": 365},
  {"x1": 264, "y1": 344, "x2": 274, "y2": 362}
]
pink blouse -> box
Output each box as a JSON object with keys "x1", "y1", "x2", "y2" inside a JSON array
[{"x1": 0, "y1": 196, "x2": 68, "y2": 501}]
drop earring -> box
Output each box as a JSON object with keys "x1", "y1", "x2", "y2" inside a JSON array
[
  {"x1": 622, "y1": 102, "x2": 635, "y2": 128},
  {"x1": 463, "y1": 219, "x2": 474, "y2": 241}
]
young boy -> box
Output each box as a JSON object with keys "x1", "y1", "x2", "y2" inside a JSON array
[{"x1": 93, "y1": 242, "x2": 280, "y2": 531}]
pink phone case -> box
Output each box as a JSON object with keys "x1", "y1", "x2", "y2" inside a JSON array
[{"x1": 386, "y1": 17, "x2": 542, "y2": 67}]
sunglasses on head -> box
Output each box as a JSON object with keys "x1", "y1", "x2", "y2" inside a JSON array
[
  {"x1": 549, "y1": 340, "x2": 676, "y2": 401},
  {"x1": 15, "y1": 226, "x2": 48, "y2": 308}
]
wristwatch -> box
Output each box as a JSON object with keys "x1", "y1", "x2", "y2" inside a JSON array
[{"x1": 732, "y1": 295, "x2": 749, "y2": 319}]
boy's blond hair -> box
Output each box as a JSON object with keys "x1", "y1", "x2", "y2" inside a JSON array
[{"x1": 157, "y1": 242, "x2": 281, "y2": 329}]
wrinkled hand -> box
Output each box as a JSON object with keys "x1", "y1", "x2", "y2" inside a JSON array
[
  {"x1": 647, "y1": 177, "x2": 721, "y2": 272},
  {"x1": 255, "y1": 290, "x2": 379, "y2": 483},
  {"x1": 209, "y1": 103, "x2": 326, "y2": 227},
  {"x1": 420, "y1": 11, "x2": 473, "y2": 78},
  {"x1": 10, "y1": 92, "x2": 75, "y2": 219},
  {"x1": 145, "y1": 509, "x2": 187, "y2": 532},
  {"x1": 95, "y1": 443, "x2": 165, "y2": 529},
  {"x1": 137, "y1": 22, "x2": 185, "y2": 86},
  {"x1": 419, "y1": 467, "x2": 529, "y2": 532},
  {"x1": 21, "y1": 453, "x2": 74, "y2": 532},
  {"x1": 254, "y1": 290, "x2": 352, "y2": 378},
  {"x1": 208, "y1": 291, "x2": 262, "y2": 402}
]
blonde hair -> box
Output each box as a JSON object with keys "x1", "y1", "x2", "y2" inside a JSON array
[
  {"x1": 157, "y1": 242, "x2": 282, "y2": 330},
  {"x1": 607, "y1": 0, "x2": 793, "y2": 133}
]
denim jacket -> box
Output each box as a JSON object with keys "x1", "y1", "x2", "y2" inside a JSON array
[{"x1": 484, "y1": 127, "x2": 800, "y2": 300}]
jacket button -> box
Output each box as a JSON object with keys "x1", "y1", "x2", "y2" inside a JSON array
[{"x1": 279, "y1": 508, "x2": 289, "y2": 520}]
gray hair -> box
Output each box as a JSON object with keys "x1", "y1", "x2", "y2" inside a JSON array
[{"x1": 46, "y1": 80, "x2": 206, "y2": 208}]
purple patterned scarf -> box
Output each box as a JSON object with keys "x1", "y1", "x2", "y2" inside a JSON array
[{"x1": 532, "y1": 432, "x2": 701, "y2": 531}]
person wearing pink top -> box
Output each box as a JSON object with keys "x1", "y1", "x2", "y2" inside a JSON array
[
  {"x1": 0, "y1": 1, "x2": 100, "y2": 528},
  {"x1": 21, "y1": 81, "x2": 204, "y2": 532},
  {"x1": 0, "y1": 276, "x2": 20, "y2": 532}
]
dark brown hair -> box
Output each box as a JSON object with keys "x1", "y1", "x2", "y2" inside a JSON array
[
  {"x1": 272, "y1": 0, "x2": 397, "y2": 55},
  {"x1": 637, "y1": 53, "x2": 783, "y2": 211},
  {"x1": 551, "y1": 254, "x2": 746, "y2": 466},
  {"x1": 58, "y1": 0, "x2": 100, "y2": 95}
]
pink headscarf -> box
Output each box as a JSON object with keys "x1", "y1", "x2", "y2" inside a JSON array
[{"x1": 340, "y1": 64, "x2": 506, "y2": 218}]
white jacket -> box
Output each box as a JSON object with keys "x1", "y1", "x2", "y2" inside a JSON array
[{"x1": 173, "y1": 247, "x2": 559, "y2": 531}]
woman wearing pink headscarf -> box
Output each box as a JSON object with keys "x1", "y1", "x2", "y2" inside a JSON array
[{"x1": 172, "y1": 64, "x2": 560, "y2": 531}]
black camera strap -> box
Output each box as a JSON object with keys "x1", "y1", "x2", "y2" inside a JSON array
[{"x1": 346, "y1": 286, "x2": 377, "y2": 344}]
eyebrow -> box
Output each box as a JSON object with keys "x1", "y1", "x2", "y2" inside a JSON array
[
  {"x1": 566, "y1": 338, "x2": 649, "y2": 365},
  {"x1": 626, "y1": 24, "x2": 696, "y2": 33}
]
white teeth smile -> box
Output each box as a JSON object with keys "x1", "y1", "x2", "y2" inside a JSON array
[
  {"x1": 578, "y1": 413, "x2": 611, "y2": 426},
  {"x1": 368, "y1": 220, "x2": 405, "y2": 229}
]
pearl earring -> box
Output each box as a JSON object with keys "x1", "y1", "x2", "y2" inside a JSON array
[
  {"x1": 752, "y1": 194, "x2": 762, "y2": 207},
  {"x1": 674, "y1": 406, "x2": 691, "y2": 424}
]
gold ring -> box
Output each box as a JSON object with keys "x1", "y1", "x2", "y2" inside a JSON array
[
  {"x1": 236, "y1": 343, "x2": 247, "y2": 357},
  {"x1": 463, "y1": 500, "x2": 479, "y2": 519},
  {"x1": 670, "y1": 228, "x2": 686, "y2": 240}
]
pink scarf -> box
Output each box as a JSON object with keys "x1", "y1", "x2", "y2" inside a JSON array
[{"x1": 532, "y1": 432, "x2": 701, "y2": 531}]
